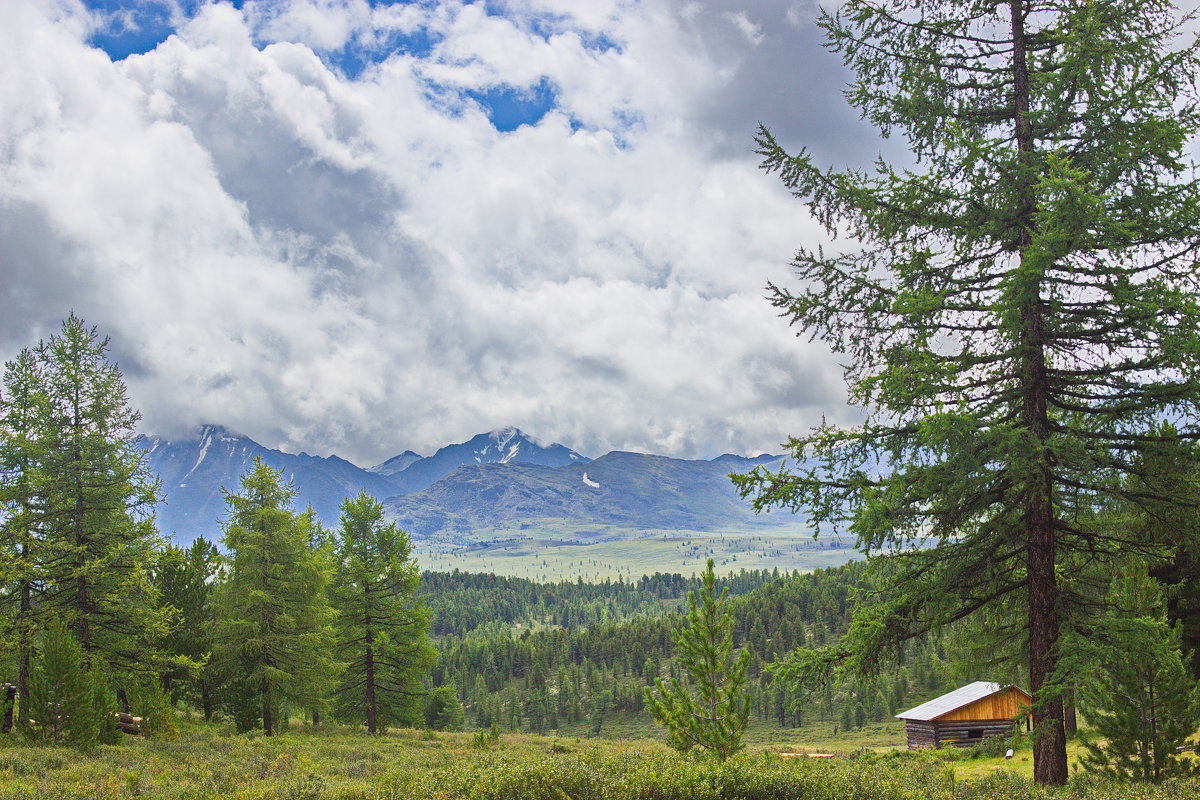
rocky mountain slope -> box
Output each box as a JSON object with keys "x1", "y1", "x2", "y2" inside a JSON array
[{"x1": 139, "y1": 425, "x2": 788, "y2": 543}]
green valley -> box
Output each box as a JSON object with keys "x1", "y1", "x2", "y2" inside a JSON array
[{"x1": 414, "y1": 523, "x2": 860, "y2": 581}]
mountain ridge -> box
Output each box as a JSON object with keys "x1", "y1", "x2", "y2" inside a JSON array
[
  {"x1": 382, "y1": 449, "x2": 793, "y2": 538},
  {"x1": 387, "y1": 427, "x2": 590, "y2": 493},
  {"x1": 138, "y1": 424, "x2": 788, "y2": 543}
]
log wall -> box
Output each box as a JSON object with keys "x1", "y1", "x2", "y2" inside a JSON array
[
  {"x1": 906, "y1": 720, "x2": 938, "y2": 749},
  {"x1": 906, "y1": 719, "x2": 1017, "y2": 749}
]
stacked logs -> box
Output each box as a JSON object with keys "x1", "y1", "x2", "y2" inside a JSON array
[
  {"x1": 115, "y1": 711, "x2": 142, "y2": 735},
  {"x1": 115, "y1": 689, "x2": 141, "y2": 735}
]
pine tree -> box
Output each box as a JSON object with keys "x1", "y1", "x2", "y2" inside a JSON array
[
  {"x1": 331, "y1": 494, "x2": 434, "y2": 734},
  {"x1": 154, "y1": 538, "x2": 220, "y2": 718},
  {"x1": 736, "y1": 1, "x2": 1200, "y2": 784},
  {"x1": 644, "y1": 559, "x2": 749, "y2": 760},
  {"x1": 24, "y1": 622, "x2": 108, "y2": 748},
  {"x1": 31, "y1": 315, "x2": 169, "y2": 672},
  {"x1": 210, "y1": 459, "x2": 339, "y2": 736},
  {"x1": 330, "y1": 492, "x2": 434, "y2": 733},
  {"x1": 0, "y1": 348, "x2": 47, "y2": 728},
  {"x1": 1077, "y1": 561, "x2": 1200, "y2": 782},
  {"x1": 424, "y1": 686, "x2": 464, "y2": 731}
]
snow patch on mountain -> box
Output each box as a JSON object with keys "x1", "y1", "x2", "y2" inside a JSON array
[{"x1": 181, "y1": 428, "x2": 214, "y2": 482}]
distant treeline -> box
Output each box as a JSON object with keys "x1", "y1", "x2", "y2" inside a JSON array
[
  {"x1": 422, "y1": 560, "x2": 964, "y2": 736},
  {"x1": 419, "y1": 568, "x2": 788, "y2": 636}
]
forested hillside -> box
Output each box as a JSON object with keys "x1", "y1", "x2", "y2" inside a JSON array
[{"x1": 421, "y1": 562, "x2": 972, "y2": 737}]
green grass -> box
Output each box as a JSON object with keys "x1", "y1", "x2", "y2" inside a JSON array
[
  {"x1": 415, "y1": 525, "x2": 861, "y2": 580},
  {"x1": 0, "y1": 717, "x2": 1190, "y2": 799}
]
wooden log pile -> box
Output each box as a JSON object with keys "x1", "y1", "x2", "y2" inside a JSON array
[{"x1": 115, "y1": 712, "x2": 142, "y2": 735}]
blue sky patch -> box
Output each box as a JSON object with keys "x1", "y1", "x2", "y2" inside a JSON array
[
  {"x1": 320, "y1": 26, "x2": 441, "y2": 80},
  {"x1": 84, "y1": 0, "x2": 209, "y2": 60},
  {"x1": 466, "y1": 77, "x2": 557, "y2": 132}
]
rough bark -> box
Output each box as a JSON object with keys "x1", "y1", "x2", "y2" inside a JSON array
[
  {"x1": 16, "y1": 554, "x2": 31, "y2": 732},
  {"x1": 1063, "y1": 686, "x2": 1077, "y2": 736},
  {"x1": 1011, "y1": 0, "x2": 1067, "y2": 785},
  {"x1": 262, "y1": 674, "x2": 274, "y2": 737},
  {"x1": 365, "y1": 626, "x2": 378, "y2": 734}
]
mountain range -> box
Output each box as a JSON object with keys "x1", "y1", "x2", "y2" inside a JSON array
[{"x1": 137, "y1": 425, "x2": 791, "y2": 542}]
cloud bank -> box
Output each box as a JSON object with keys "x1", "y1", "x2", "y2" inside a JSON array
[{"x1": 0, "y1": 0, "x2": 878, "y2": 464}]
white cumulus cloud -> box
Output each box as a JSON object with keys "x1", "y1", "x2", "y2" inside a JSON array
[{"x1": 0, "y1": 0, "x2": 865, "y2": 464}]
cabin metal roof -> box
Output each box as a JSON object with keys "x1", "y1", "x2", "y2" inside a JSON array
[{"x1": 894, "y1": 681, "x2": 1018, "y2": 721}]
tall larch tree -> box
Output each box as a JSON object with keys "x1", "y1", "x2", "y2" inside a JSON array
[
  {"x1": 0, "y1": 348, "x2": 48, "y2": 727},
  {"x1": 331, "y1": 491, "x2": 434, "y2": 733},
  {"x1": 736, "y1": 1, "x2": 1200, "y2": 784},
  {"x1": 21, "y1": 316, "x2": 168, "y2": 675},
  {"x1": 211, "y1": 459, "x2": 338, "y2": 735}
]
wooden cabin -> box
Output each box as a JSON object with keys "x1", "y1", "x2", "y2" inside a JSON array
[{"x1": 895, "y1": 681, "x2": 1031, "y2": 749}]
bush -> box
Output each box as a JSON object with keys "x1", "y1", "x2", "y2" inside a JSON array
[{"x1": 972, "y1": 733, "x2": 1017, "y2": 759}]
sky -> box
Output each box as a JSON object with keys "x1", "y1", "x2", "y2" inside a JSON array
[{"x1": 0, "y1": 0, "x2": 888, "y2": 466}]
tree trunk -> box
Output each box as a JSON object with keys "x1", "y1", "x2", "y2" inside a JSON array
[
  {"x1": 1, "y1": 684, "x2": 14, "y2": 733},
  {"x1": 16, "y1": 567, "x2": 31, "y2": 732},
  {"x1": 71, "y1": 403, "x2": 91, "y2": 656},
  {"x1": 1028, "y1": 511, "x2": 1067, "y2": 784},
  {"x1": 1063, "y1": 685, "x2": 1077, "y2": 736},
  {"x1": 262, "y1": 676, "x2": 273, "y2": 737},
  {"x1": 365, "y1": 629, "x2": 378, "y2": 734},
  {"x1": 117, "y1": 688, "x2": 130, "y2": 714},
  {"x1": 1010, "y1": 0, "x2": 1068, "y2": 785},
  {"x1": 312, "y1": 709, "x2": 320, "y2": 727}
]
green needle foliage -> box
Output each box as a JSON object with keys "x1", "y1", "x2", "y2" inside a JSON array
[
  {"x1": 3, "y1": 316, "x2": 171, "y2": 738},
  {"x1": 154, "y1": 537, "x2": 221, "y2": 719},
  {"x1": 34, "y1": 315, "x2": 168, "y2": 671},
  {"x1": 211, "y1": 459, "x2": 339, "y2": 735},
  {"x1": 0, "y1": 348, "x2": 48, "y2": 727},
  {"x1": 330, "y1": 491, "x2": 434, "y2": 733},
  {"x1": 24, "y1": 622, "x2": 109, "y2": 748},
  {"x1": 735, "y1": 0, "x2": 1200, "y2": 785},
  {"x1": 644, "y1": 559, "x2": 749, "y2": 760},
  {"x1": 1076, "y1": 561, "x2": 1200, "y2": 782},
  {"x1": 424, "y1": 685, "x2": 464, "y2": 731}
]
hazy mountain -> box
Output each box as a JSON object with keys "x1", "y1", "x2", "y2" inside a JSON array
[
  {"x1": 138, "y1": 425, "x2": 403, "y2": 541},
  {"x1": 368, "y1": 450, "x2": 423, "y2": 477},
  {"x1": 139, "y1": 424, "x2": 790, "y2": 543},
  {"x1": 383, "y1": 450, "x2": 792, "y2": 537},
  {"x1": 387, "y1": 427, "x2": 589, "y2": 493},
  {"x1": 708, "y1": 453, "x2": 785, "y2": 468}
]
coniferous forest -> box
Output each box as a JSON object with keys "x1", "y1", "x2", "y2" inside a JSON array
[
  {"x1": 7, "y1": 1, "x2": 1200, "y2": 798},
  {"x1": 3, "y1": 318, "x2": 1200, "y2": 800}
]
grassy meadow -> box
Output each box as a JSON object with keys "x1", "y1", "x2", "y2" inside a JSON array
[
  {"x1": 0, "y1": 715, "x2": 1188, "y2": 800},
  {"x1": 415, "y1": 524, "x2": 861, "y2": 581}
]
